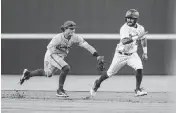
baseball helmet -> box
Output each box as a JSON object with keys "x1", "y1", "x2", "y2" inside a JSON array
[
  {"x1": 125, "y1": 9, "x2": 139, "y2": 19},
  {"x1": 61, "y1": 20, "x2": 76, "y2": 32},
  {"x1": 63, "y1": 20, "x2": 76, "y2": 28}
]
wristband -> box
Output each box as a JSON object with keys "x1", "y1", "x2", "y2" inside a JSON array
[{"x1": 143, "y1": 47, "x2": 147, "y2": 54}]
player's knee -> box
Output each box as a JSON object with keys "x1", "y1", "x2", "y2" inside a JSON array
[
  {"x1": 107, "y1": 70, "x2": 114, "y2": 77},
  {"x1": 62, "y1": 65, "x2": 70, "y2": 73},
  {"x1": 104, "y1": 71, "x2": 110, "y2": 79}
]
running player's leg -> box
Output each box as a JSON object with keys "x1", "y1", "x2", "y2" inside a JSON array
[
  {"x1": 19, "y1": 68, "x2": 45, "y2": 85},
  {"x1": 58, "y1": 65, "x2": 70, "y2": 92},
  {"x1": 25, "y1": 69, "x2": 46, "y2": 77},
  {"x1": 22, "y1": 51, "x2": 57, "y2": 78},
  {"x1": 19, "y1": 51, "x2": 56, "y2": 85},
  {"x1": 91, "y1": 52, "x2": 127, "y2": 96},
  {"x1": 127, "y1": 53, "x2": 147, "y2": 96},
  {"x1": 96, "y1": 54, "x2": 127, "y2": 87},
  {"x1": 44, "y1": 60, "x2": 58, "y2": 77},
  {"x1": 24, "y1": 61, "x2": 57, "y2": 78},
  {"x1": 50, "y1": 53, "x2": 70, "y2": 97}
]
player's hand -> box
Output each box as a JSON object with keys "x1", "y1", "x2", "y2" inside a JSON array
[
  {"x1": 142, "y1": 53, "x2": 148, "y2": 60},
  {"x1": 97, "y1": 56, "x2": 105, "y2": 72}
]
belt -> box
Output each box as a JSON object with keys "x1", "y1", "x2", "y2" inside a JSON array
[{"x1": 118, "y1": 51, "x2": 132, "y2": 56}]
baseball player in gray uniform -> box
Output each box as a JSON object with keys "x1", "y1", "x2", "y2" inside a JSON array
[
  {"x1": 90, "y1": 9, "x2": 148, "y2": 97},
  {"x1": 19, "y1": 21, "x2": 104, "y2": 97}
]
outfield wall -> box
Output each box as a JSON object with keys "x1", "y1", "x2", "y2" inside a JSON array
[
  {"x1": 1, "y1": 34, "x2": 176, "y2": 75},
  {"x1": 2, "y1": 0, "x2": 176, "y2": 34},
  {"x1": 1, "y1": 0, "x2": 176, "y2": 75}
]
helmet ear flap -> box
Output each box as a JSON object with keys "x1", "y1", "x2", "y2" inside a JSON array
[{"x1": 125, "y1": 18, "x2": 127, "y2": 22}]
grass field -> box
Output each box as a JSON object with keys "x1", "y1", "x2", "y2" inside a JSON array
[{"x1": 1, "y1": 75, "x2": 176, "y2": 113}]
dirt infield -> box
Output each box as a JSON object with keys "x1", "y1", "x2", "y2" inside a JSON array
[
  {"x1": 1, "y1": 75, "x2": 176, "y2": 113},
  {"x1": 1, "y1": 90, "x2": 175, "y2": 113}
]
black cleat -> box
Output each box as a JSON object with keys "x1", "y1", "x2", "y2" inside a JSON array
[
  {"x1": 19, "y1": 69, "x2": 30, "y2": 85},
  {"x1": 56, "y1": 89, "x2": 69, "y2": 97}
]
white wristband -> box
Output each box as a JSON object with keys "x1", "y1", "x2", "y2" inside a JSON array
[
  {"x1": 132, "y1": 36, "x2": 138, "y2": 41},
  {"x1": 143, "y1": 47, "x2": 147, "y2": 54}
]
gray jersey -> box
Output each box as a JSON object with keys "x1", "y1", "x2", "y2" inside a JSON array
[{"x1": 47, "y1": 33, "x2": 96, "y2": 57}]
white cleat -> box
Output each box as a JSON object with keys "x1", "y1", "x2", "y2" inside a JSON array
[
  {"x1": 56, "y1": 93, "x2": 69, "y2": 97},
  {"x1": 90, "y1": 80, "x2": 100, "y2": 97},
  {"x1": 90, "y1": 88, "x2": 96, "y2": 97},
  {"x1": 135, "y1": 89, "x2": 147, "y2": 96}
]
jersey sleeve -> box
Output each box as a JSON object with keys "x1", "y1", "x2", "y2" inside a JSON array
[
  {"x1": 75, "y1": 35, "x2": 97, "y2": 54},
  {"x1": 50, "y1": 34, "x2": 62, "y2": 45},
  {"x1": 47, "y1": 34, "x2": 62, "y2": 53},
  {"x1": 75, "y1": 35, "x2": 85, "y2": 45},
  {"x1": 120, "y1": 25, "x2": 130, "y2": 40}
]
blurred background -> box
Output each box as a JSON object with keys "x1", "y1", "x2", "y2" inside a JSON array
[{"x1": 1, "y1": 0, "x2": 176, "y2": 75}]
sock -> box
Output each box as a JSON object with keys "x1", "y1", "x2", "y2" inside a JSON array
[
  {"x1": 97, "y1": 71, "x2": 109, "y2": 87},
  {"x1": 29, "y1": 69, "x2": 46, "y2": 77},
  {"x1": 58, "y1": 66, "x2": 69, "y2": 90},
  {"x1": 136, "y1": 69, "x2": 143, "y2": 90}
]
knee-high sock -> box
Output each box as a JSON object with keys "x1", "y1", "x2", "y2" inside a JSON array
[
  {"x1": 136, "y1": 69, "x2": 143, "y2": 90},
  {"x1": 29, "y1": 69, "x2": 46, "y2": 77},
  {"x1": 58, "y1": 67, "x2": 69, "y2": 90},
  {"x1": 97, "y1": 71, "x2": 109, "y2": 87}
]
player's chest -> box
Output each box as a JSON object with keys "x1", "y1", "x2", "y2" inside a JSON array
[
  {"x1": 60, "y1": 37, "x2": 74, "y2": 47},
  {"x1": 128, "y1": 27, "x2": 141, "y2": 36}
]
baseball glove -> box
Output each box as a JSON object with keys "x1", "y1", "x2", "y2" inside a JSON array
[{"x1": 97, "y1": 56, "x2": 105, "y2": 72}]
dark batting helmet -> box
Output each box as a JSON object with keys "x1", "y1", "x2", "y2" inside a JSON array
[{"x1": 125, "y1": 9, "x2": 139, "y2": 19}]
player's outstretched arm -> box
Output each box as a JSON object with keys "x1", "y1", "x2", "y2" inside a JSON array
[
  {"x1": 121, "y1": 37, "x2": 134, "y2": 44},
  {"x1": 79, "y1": 41, "x2": 105, "y2": 72},
  {"x1": 121, "y1": 35, "x2": 139, "y2": 44},
  {"x1": 121, "y1": 31, "x2": 148, "y2": 45},
  {"x1": 76, "y1": 35, "x2": 105, "y2": 71}
]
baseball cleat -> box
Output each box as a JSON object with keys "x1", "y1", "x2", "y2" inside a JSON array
[
  {"x1": 56, "y1": 89, "x2": 69, "y2": 97},
  {"x1": 135, "y1": 88, "x2": 147, "y2": 96},
  {"x1": 19, "y1": 69, "x2": 30, "y2": 85},
  {"x1": 90, "y1": 88, "x2": 96, "y2": 97},
  {"x1": 90, "y1": 79, "x2": 99, "y2": 97}
]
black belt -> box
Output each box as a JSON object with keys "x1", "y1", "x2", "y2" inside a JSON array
[{"x1": 118, "y1": 51, "x2": 132, "y2": 56}]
